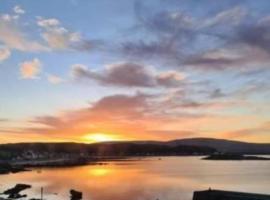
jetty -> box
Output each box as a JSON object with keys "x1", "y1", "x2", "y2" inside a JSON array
[{"x1": 193, "y1": 189, "x2": 270, "y2": 200}]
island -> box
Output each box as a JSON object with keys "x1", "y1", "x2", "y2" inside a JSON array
[{"x1": 202, "y1": 153, "x2": 270, "y2": 160}]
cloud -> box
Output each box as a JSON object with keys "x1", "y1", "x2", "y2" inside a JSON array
[
  {"x1": 26, "y1": 93, "x2": 150, "y2": 137},
  {"x1": 232, "y1": 21, "x2": 270, "y2": 54},
  {"x1": 233, "y1": 79, "x2": 270, "y2": 98},
  {"x1": 20, "y1": 58, "x2": 42, "y2": 79},
  {"x1": 24, "y1": 92, "x2": 208, "y2": 140},
  {"x1": 156, "y1": 71, "x2": 186, "y2": 87},
  {"x1": 71, "y1": 62, "x2": 185, "y2": 88},
  {"x1": 17, "y1": 88, "x2": 248, "y2": 142},
  {"x1": 121, "y1": 5, "x2": 193, "y2": 63},
  {"x1": 37, "y1": 17, "x2": 96, "y2": 51},
  {"x1": 183, "y1": 48, "x2": 244, "y2": 70},
  {"x1": 13, "y1": 5, "x2": 25, "y2": 15},
  {"x1": 209, "y1": 88, "x2": 226, "y2": 99},
  {"x1": 121, "y1": 40, "x2": 184, "y2": 64},
  {"x1": 186, "y1": 16, "x2": 270, "y2": 70},
  {"x1": 0, "y1": 46, "x2": 10, "y2": 62},
  {"x1": 119, "y1": 3, "x2": 270, "y2": 73},
  {"x1": 186, "y1": 12, "x2": 270, "y2": 71},
  {"x1": 222, "y1": 121, "x2": 270, "y2": 140},
  {"x1": 201, "y1": 6, "x2": 247, "y2": 28},
  {"x1": 0, "y1": 14, "x2": 48, "y2": 52},
  {"x1": 0, "y1": 11, "x2": 96, "y2": 53},
  {"x1": 2, "y1": 85, "x2": 254, "y2": 141},
  {"x1": 37, "y1": 18, "x2": 60, "y2": 27},
  {"x1": 47, "y1": 74, "x2": 64, "y2": 84}
]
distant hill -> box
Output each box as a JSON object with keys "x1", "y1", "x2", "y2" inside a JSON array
[
  {"x1": 166, "y1": 138, "x2": 270, "y2": 154},
  {"x1": 0, "y1": 142, "x2": 215, "y2": 160},
  {"x1": 0, "y1": 138, "x2": 269, "y2": 160}
]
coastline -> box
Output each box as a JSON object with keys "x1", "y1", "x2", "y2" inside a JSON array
[
  {"x1": 0, "y1": 156, "x2": 137, "y2": 175},
  {"x1": 202, "y1": 154, "x2": 270, "y2": 161}
]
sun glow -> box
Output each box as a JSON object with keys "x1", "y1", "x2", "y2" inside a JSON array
[{"x1": 82, "y1": 133, "x2": 120, "y2": 143}]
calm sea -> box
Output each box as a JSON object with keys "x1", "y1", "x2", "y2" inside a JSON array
[{"x1": 0, "y1": 156, "x2": 270, "y2": 200}]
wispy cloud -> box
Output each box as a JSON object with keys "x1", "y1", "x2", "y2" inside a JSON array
[
  {"x1": 201, "y1": 6, "x2": 247, "y2": 28},
  {"x1": 47, "y1": 74, "x2": 64, "y2": 84},
  {"x1": 0, "y1": 46, "x2": 10, "y2": 62},
  {"x1": 0, "y1": 14, "x2": 48, "y2": 52},
  {"x1": 120, "y1": 3, "x2": 270, "y2": 74},
  {"x1": 12, "y1": 90, "x2": 241, "y2": 141},
  {"x1": 13, "y1": 5, "x2": 25, "y2": 15},
  {"x1": 37, "y1": 17, "x2": 98, "y2": 51},
  {"x1": 0, "y1": 8, "x2": 99, "y2": 56},
  {"x1": 222, "y1": 121, "x2": 270, "y2": 141}
]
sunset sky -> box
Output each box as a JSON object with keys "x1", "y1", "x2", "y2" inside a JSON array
[{"x1": 0, "y1": 0, "x2": 270, "y2": 143}]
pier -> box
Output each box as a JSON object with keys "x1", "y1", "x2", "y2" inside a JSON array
[{"x1": 193, "y1": 189, "x2": 270, "y2": 200}]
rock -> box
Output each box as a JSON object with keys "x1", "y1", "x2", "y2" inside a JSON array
[
  {"x1": 3, "y1": 183, "x2": 31, "y2": 199},
  {"x1": 0, "y1": 162, "x2": 27, "y2": 174},
  {"x1": 70, "y1": 189, "x2": 82, "y2": 200}
]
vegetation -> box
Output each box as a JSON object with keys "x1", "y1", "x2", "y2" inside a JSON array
[{"x1": 0, "y1": 142, "x2": 216, "y2": 160}]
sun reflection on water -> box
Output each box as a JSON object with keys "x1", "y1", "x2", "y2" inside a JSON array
[{"x1": 89, "y1": 167, "x2": 111, "y2": 176}]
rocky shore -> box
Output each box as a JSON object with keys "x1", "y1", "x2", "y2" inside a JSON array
[
  {"x1": 0, "y1": 156, "x2": 107, "y2": 174},
  {"x1": 0, "y1": 162, "x2": 28, "y2": 174},
  {"x1": 0, "y1": 183, "x2": 82, "y2": 200}
]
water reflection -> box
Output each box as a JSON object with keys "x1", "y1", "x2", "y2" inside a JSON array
[
  {"x1": 89, "y1": 167, "x2": 111, "y2": 176},
  {"x1": 0, "y1": 157, "x2": 270, "y2": 200}
]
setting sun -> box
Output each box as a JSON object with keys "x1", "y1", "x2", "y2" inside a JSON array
[{"x1": 82, "y1": 133, "x2": 120, "y2": 143}]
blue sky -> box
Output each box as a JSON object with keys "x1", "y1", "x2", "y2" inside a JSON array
[{"x1": 0, "y1": 0, "x2": 270, "y2": 143}]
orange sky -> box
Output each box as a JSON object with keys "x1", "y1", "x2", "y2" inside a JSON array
[
  {"x1": 0, "y1": 92, "x2": 269, "y2": 143},
  {"x1": 1, "y1": 1, "x2": 270, "y2": 144}
]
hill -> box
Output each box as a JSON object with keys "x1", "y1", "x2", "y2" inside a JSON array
[
  {"x1": 0, "y1": 138, "x2": 270, "y2": 161},
  {"x1": 167, "y1": 138, "x2": 270, "y2": 154},
  {"x1": 0, "y1": 142, "x2": 215, "y2": 160}
]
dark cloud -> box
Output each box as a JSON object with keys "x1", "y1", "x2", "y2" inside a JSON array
[
  {"x1": 183, "y1": 54, "x2": 243, "y2": 70},
  {"x1": 119, "y1": 2, "x2": 270, "y2": 72},
  {"x1": 233, "y1": 21, "x2": 270, "y2": 53},
  {"x1": 121, "y1": 3, "x2": 194, "y2": 64},
  {"x1": 209, "y1": 88, "x2": 226, "y2": 98},
  {"x1": 185, "y1": 17, "x2": 270, "y2": 70},
  {"x1": 71, "y1": 62, "x2": 185, "y2": 88},
  {"x1": 121, "y1": 40, "x2": 183, "y2": 63},
  {"x1": 70, "y1": 39, "x2": 104, "y2": 52}
]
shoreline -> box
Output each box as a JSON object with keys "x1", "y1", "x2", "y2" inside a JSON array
[
  {"x1": 1, "y1": 154, "x2": 270, "y2": 175},
  {"x1": 0, "y1": 156, "x2": 139, "y2": 175}
]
